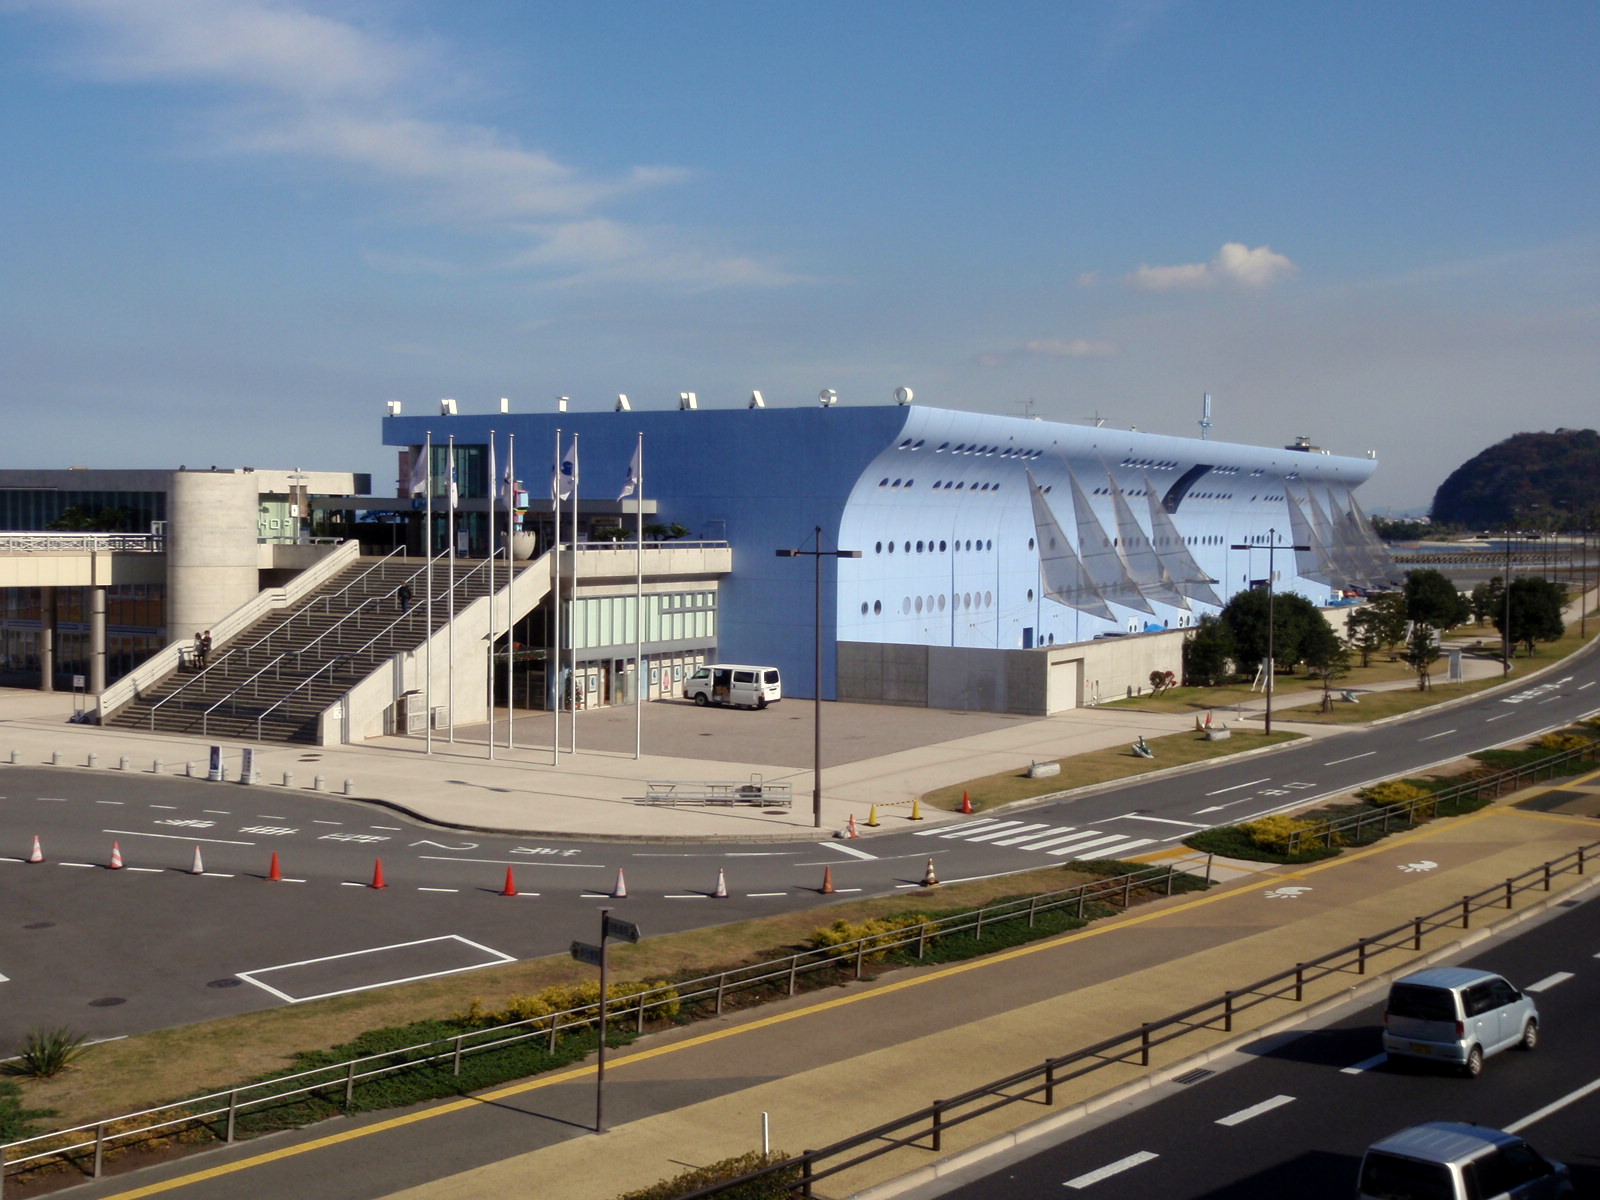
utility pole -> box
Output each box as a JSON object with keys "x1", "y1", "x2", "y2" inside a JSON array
[{"x1": 1230, "y1": 527, "x2": 1309, "y2": 735}]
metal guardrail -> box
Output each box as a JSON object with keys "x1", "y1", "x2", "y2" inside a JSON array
[
  {"x1": 0, "y1": 533, "x2": 164, "y2": 553},
  {"x1": 1286, "y1": 735, "x2": 1600, "y2": 853},
  {"x1": 670, "y1": 839, "x2": 1599, "y2": 1200},
  {"x1": 640, "y1": 779, "x2": 794, "y2": 807},
  {"x1": 0, "y1": 862, "x2": 1187, "y2": 1190}
]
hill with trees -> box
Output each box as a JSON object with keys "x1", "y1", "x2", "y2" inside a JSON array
[{"x1": 1430, "y1": 428, "x2": 1600, "y2": 528}]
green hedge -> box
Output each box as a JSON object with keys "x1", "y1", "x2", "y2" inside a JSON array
[{"x1": 617, "y1": 1150, "x2": 799, "y2": 1200}]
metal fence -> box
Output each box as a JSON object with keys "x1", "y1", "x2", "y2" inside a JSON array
[
  {"x1": 0, "y1": 861, "x2": 1189, "y2": 1193},
  {"x1": 1286, "y1": 734, "x2": 1600, "y2": 852},
  {"x1": 672, "y1": 839, "x2": 1598, "y2": 1200},
  {"x1": 0, "y1": 532, "x2": 163, "y2": 553}
]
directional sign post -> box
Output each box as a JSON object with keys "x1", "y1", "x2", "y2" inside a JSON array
[{"x1": 571, "y1": 906, "x2": 643, "y2": 1134}]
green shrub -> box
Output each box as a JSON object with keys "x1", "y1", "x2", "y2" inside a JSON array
[
  {"x1": 455, "y1": 980, "x2": 680, "y2": 1029},
  {"x1": 808, "y1": 915, "x2": 924, "y2": 962},
  {"x1": 1538, "y1": 730, "x2": 1594, "y2": 753},
  {"x1": 1359, "y1": 780, "x2": 1433, "y2": 808},
  {"x1": 616, "y1": 1150, "x2": 799, "y2": 1200},
  {"x1": 1239, "y1": 815, "x2": 1324, "y2": 855},
  {"x1": 1, "y1": 1028, "x2": 91, "y2": 1079}
]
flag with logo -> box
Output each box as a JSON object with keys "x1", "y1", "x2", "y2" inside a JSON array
[
  {"x1": 617, "y1": 441, "x2": 641, "y2": 501},
  {"x1": 554, "y1": 437, "x2": 577, "y2": 501},
  {"x1": 447, "y1": 457, "x2": 459, "y2": 510},
  {"x1": 407, "y1": 446, "x2": 428, "y2": 496}
]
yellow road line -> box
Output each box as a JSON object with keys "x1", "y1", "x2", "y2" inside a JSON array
[{"x1": 87, "y1": 805, "x2": 1586, "y2": 1198}]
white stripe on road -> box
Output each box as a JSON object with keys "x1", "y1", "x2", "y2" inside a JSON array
[
  {"x1": 914, "y1": 818, "x2": 1001, "y2": 837},
  {"x1": 967, "y1": 823, "x2": 1052, "y2": 843},
  {"x1": 1505, "y1": 1074, "x2": 1600, "y2": 1134},
  {"x1": 1486, "y1": 713, "x2": 1512, "y2": 721},
  {"x1": 1066, "y1": 838, "x2": 1156, "y2": 860},
  {"x1": 1046, "y1": 833, "x2": 1131, "y2": 857},
  {"x1": 991, "y1": 825, "x2": 1066, "y2": 845},
  {"x1": 1341, "y1": 1053, "x2": 1388, "y2": 1075},
  {"x1": 1325, "y1": 751, "x2": 1376, "y2": 766},
  {"x1": 938, "y1": 820, "x2": 1023, "y2": 840},
  {"x1": 747, "y1": 892, "x2": 787, "y2": 897},
  {"x1": 1064, "y1": 1151, "x2": 1159, "y2": 1189},
  {"x1": 1111, "y1": 814, "x2": 1205, "y2": 828},
  {"x1": 824, "y1": 841, "x2": 879, "y2": 861},
  {"x1": 1216, "y1": 1094, "x2": 1295, "y2": 1126},
  {"x1": 1418, "y1": 729, "x2": 1456, "y2": 741},
  {"x1": 1206, "y1": 779, "x2": 1269, "y2": 796},
  {"x1": 104, "y1": 830, "x2": 257, "y2": 845},
  {"x1": 1011, "y1": 829, "x2": 1099, "y2": 851},
  {"x1": 1524, "y1": 971, "x2": 1574, "y2": 993},
  {"x1": 0, "y1": 973, "x2": 8, "y2": 983},
  {"x1": 1580, "y1": 681, "x2": 1596, "y2": 691},
  {"x1": 417, "y1": 887, "x2": 458, "y2": 893}
]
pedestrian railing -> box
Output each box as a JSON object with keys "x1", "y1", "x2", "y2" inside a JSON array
[
  {"x1": 669, "y1": 839, "x2": 1598, "y2": 1200},
  {"x1": 1286, "y1": 735, "x2": 1600, "y2": 853},
  {"x1": 0, "y1": 861, "x2": 1190, "y2": 1192}
]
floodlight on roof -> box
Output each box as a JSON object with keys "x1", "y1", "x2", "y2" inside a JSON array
[
  {"x1": 558, "y1": 395, "x2": 569, "y2": 412},
  {"x1": 749, "y1": 390, "x2": 765, "y2": 409},
  {"x1": 440, "y1": 397, "x2": 457, "y2": 415},
  {"x1": 679, "y1": 392, "x2": 698, "y2": 410},
  {"x1": 819, "y1": 389, "x2": 838, "y2": 407},
  {"x1": 386, "y1": 401, "x2": 402, "y2": 416},
  {"x1": 616, "y1": 394, "x2": 631, "y2": 412},
  {"x1": 499, "y1": 397, "x2": 510, "y2": 414},
  {"x1": 895, "y1": 387, "x2": 913, "y2": 406}
]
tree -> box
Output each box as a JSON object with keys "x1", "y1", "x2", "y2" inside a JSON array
[
  {"x1": 1148, "y1": 669, "x2": 1176, "y2": 697},
  {"x1": 45, "y1": 505, "x2": 132, "y2": 532},
  {"x1": 1344, "y1": 607, "x2": 1384, "y2": 668},
  {"x1": 1405, "y1": 623, "x2": 1442, "y2": 691},
  {"x1": 1366, "y1": 591, "x2": 1410, "y2": 656},
  {"x1": 1303, "y1": 617, "x2": 1352, "y2": 711},
  {"x1": 1220, "y1": 588, "x2": 1323, "y2": 673},
  {"x1": 1182, "y1": 614, "x2": 1235, "y2": 687},
  {"x1": 1403, "y1": 568, "x2": 1470, "y2": 630},
  {"x1": 1469, "y1": 577, "x2": 1503, "y2": 625},
  {"x1": 644, "y1": 522, "x2": 690, "y2": 541},
  {"x1": 1492, "y1": 577, "x2": 1567, "y2": 655}
]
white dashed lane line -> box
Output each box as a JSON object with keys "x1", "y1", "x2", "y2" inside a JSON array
[
  {"x1": 1341, "y1": 1053, "x2": 1388, "y2": 1075},
  {"x1": 1418, "y1": 729, "x2": 1456, "y2": 741},
  {"x1": 1524, "y1": 971, "x2": 1574, "y2": 993},
  {"x1": 1324, "y1": 751, "x2": 1376, "y2": 766},
  {"x1": 1064, "y1": 1151, "x2": 1159, "y2": 1189},
  {"x1": 1215, "y1": 1094, "x2": 1295, "y2": 1126}
]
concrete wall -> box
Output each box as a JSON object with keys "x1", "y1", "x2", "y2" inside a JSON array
[
  {"x1": 168, "y1": 471, "x2": 261, "y2": 643},
  {"x1": 0, "y1": 552, "x2": 165, "y2": 588}
]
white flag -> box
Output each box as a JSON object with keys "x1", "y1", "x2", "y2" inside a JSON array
[
  {"x1": 487, "y1": 440, "x2": 497, "y2": 507},
  {"x1": 498, "y1": 455, "x2": 514, "y2": 504},
  {"x1": 617, "y1": 442, "x2": 641, "y2": 500},
  {"x1": 554, "y1": 437, "x2": 577, "y2": 501},
  {"x1": 407, "y1": 446, "x2": 428, "y2": 496},
  {"x1": 448, "y1": 457, "x2": 459, "y2": 510}
]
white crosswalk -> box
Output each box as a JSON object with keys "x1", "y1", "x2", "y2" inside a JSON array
[{"x1": 914, "y1": 817, "x2": 1157, "y2": 861}]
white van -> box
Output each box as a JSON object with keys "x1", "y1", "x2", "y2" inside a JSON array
[{"x1": 683, "y1": 665, "x2": 782, "y2": 710}]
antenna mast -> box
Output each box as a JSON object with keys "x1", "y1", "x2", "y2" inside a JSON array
[{"x1": 1198, "y1": 393, "x2": 1213, "y2": 440}]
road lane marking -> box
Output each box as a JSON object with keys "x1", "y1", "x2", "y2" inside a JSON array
[
  {"x1": 1205, "y1": 778, "x2": 1268, "y2": 796},
  {"x1": 1112, "y1": 814, "x2": 1205, "y2": 828},
  {"x1": 105, "y1": 830, "x2": 257, "y2": 845},
  {"x1": 1341, "y1": 1053, "x2": 1388, "y2": 1075},
  {"x1": 1216, "y1": 1094, "x2": 1295, "y2": 1126},
  {"x1": 966, "y1": 822, "x2": 1051, "y2": 843},
  {"x1": 991, "y1": 825, "x2": 1065, "y2": 845},
  {"x1": 1485, "y1": 713, "x2": 1512, "y2": 721},
  {"x1": 1523, "y1": 971, "x2": 1574, "y2": 993},
  {"x1": 1064, "y1": 1151, "x2": 1158, "y2": 1189},
  {"x1": 747, "y1": 892, "x2": 787, "y2": 897},
  {"x1": 938, "y1": 820, "x2": 1025, "y2": 840},
  {"x1": 59, "y1": 862, "x2": 95, "y2": 868},
  {"x1": 914, "y1": 818, "x2": 1002, "y2": 837},
  {"x1": 416, "y1": 856, "x2": 602, "y2": 869},
  {"x1": 1046, "y1": 833, "x2": 1131, "y2": 857},
  {"x1": 1012, "y1": 830, "x2": 1100, "y2": 851},
  {"x1": 1068, "y1": 838, "x2": 1155, "y2": 859},
  {"x1": 1418, "y1": 729, "x2": 1456, "y2": 741},
  {"x1": 1325, "y1": 752, "x2": 1376, "y2": 766},
  {"x1": 1505, "y1": 1074, "x2": 1600, "y2": 1134},
  {"x1": 149, "y1": 805, "x2": 177, "y2": 810},
  {"x1": 824, "y1": 842, "x2": 880, "y2": 860},
  {"x1": 1580, "y1": 681, "x2": 1596, "y2": 691},
  {"x1": 84, "y1": 806, "x2": 1516, "y2": 1200},
  {"x1": 417, "y1": 887, "x2": 458, "y2": 893},
  {"x1": 203, "y1": 810, "x2": 231, "y2": 815},
  {"x1": 95, "y1": 800, "x2": 124, "y2": 805}
]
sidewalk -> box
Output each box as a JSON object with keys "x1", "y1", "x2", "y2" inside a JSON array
[{"x1": 370, "y1": 792, "x2": 1600, "y2": 1200}]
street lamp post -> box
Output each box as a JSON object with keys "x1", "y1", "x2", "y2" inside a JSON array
[
  {"x1": 777, "y1": 526, "x2": 861, "y2": 828},
  {"x1": 1230, "y1": 527, "x2": 1308, "y2": 736}
]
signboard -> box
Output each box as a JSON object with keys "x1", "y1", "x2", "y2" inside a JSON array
[
  {"x1": 603, "y1": 915, "x2": 641, "y2": 944},
  {"x1": 207, "y1": 744, "x2": 223, "y2": 782},
  {"x1": 570, "y1": 941, "x2": 604, "y2": 967}
]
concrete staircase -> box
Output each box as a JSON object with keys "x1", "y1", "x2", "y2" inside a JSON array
[{"x1": 106, "y1": 554, "x2": 531, "y2": 744}]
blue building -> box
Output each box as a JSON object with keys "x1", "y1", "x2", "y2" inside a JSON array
[{"x1": 382, "y1": 400, "x2": 1390, "y2": 710}]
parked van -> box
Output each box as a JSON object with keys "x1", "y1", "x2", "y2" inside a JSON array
[
  {"x1": 683, "y1": 665, "x2": 781, "y2": 710},
  {"x1": 1358, "y1": 1122, "x2": 1571, "y2": 1199},
  {"x1": 1382, "y1": 967, "x2": 1539, "y2": 1077}
]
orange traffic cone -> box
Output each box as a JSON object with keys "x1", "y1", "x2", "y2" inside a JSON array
[
  {"x1": 847, "y1": 813, "x2": 859, "y2": 839},
  {"x1": 921, "y1": 857, "x2": 940, "y2": 887},
  {"x1": 370, "y1": 858, "x2": 388, "y2": 889},
  {"x1": 501, "y1": 866, "x2": 518, "y2": 897},
  {"x1": 612, "y1": 868, "x2": 628, "y2": 899},
  {"x1": 820, "y1": 866, "x2": 836, "y2": 895},
  {"x1": 267, "y1": 851, "x2": 282, "y2": 882},
  {"x1": 960, "y1": 791, "x2": 973, "y2": 815},
  {"x1": 109, "y1": 841, "x2": 123, "y2": 870},
  {"x1": 190, "y1": 845, "x2": 205, "y2": 875},
  {"x1": 28, "y1": 835, "x2": 43, "y2": 863},
  {"x1": 712, "y1": 869, "x2": 728, "y2": 899}
]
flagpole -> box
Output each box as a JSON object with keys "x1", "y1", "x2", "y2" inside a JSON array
[
  {"x1": 487, "y1": 430, "x2": 496, "y2": 763},
  {"x1": 506, "y1": 433, "x2": 516, "y2": 752},
  {"x1": 447, "y1": 434, "x2": 456, "y2": 744},
  {"x1": 570, "y1": 432, "x2": 579, "y2": 756},
  {"x1": 552, "y1": 427, "x2": 562, "y2": 767},
  {"x1": 424, "y1": 434, "x2": 433, "y2": 756},
  {"x1": 634, "y1": 432, "x2": 644, "y2": 760}
]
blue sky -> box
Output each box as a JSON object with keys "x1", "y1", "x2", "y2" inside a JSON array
[{"x1": 2, "y1": 1, "x2": 1596, "y2": 512}]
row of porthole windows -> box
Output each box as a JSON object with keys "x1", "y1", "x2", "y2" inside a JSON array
[
  {"x1": 858, "y1": 591, "x2": 996, "y2": 616},
  {"x1": 1190, "y1": 491, "x2": 1234, "y2": 500},
  {"x1": 1092, "y1": 486, "x2": 1149, "y2": 496},
  {"x1": 929, "y1": 443, "x2": 1044, "y2": 459},
  {"x1": 1119, "y1": 457, "x2": 1180, "y2": 470},
  {"x1": 875, "y1": 538, "x2": 997, "y2": 554},
  {"x1": 875, "y1": 477, "x2": 1003, "y2": 493}
]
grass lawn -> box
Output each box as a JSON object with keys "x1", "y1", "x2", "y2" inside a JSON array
[
  {"x1": 13, "y1": 863, "x2": 1122, "y2": 1133},
  {"x1": 920, "y1": 727, "x2": 1301, "y2": 811}
]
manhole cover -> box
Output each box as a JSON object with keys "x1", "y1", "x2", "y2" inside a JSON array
[
  {"x1": 24, "y1": 921, "x2": 55, "y2": 930},
  {"x1": 206, "y1": 979, "x2": 243, "y2": 989},
  {"x1": 88, "y1": 997, "x2": 126, "y2": 1008}
]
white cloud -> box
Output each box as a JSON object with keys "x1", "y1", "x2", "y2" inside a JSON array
[
  {"x1": 1023, "y1": 337, "x2": 1119, "y2": 359},
  {"x1": 1127, "y1": 242, "x2": 1298, "y2": 291},
  {"x1": 1076, "y1": 271, "x2": 1100, "y2": 288},
  {"x1": 37, "y1": 0, "x2": 788, "y2": 288}
]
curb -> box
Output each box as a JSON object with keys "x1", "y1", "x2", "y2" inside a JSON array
[{"x1": 850, "y1": 867, "x2": 1600, "y2": 1200}]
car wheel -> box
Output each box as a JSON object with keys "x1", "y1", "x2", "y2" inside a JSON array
[
  {"x1": 693, "y1": 693, "x2": 708, "y2": 707},
  {"x1": 1463, "y1": 1045, "x2": 1483, "y2": 1078},
  {"x1": 757, "y1": 697, "x2": 768, "y2": 710},
  {"x1": 1520, "y1": 1019, "x2": 1538, "y2": 1051}
]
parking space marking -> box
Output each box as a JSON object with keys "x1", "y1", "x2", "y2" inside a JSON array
[
  {"x1": 236, "y1": 935, "x2": 516, "y2": 1004},
  {"x1": 1065, "y1": 1151, "x2": 1158, "y2": 1189},
  {"x1": 1216, "y1": 1094, "x2": 1295, "y2": 1126}
]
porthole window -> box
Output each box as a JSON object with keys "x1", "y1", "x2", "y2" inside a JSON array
[
  {"x1": 963, "y1": 592, "x2": 972, "y2": 609},
  {"x1": 915, "y1": 596, "x2": 924, "y2": 613},
  {"x1": 902, "y1": 541, "x2": 910, "y2": 553},
  {"x1": 860, "y1": 602, "x2": 869, "y2": 616},
  {"x1": 937, "y1": 594, "x2": 947, "y2": 611},
  {"x1": 984, "y1": 590, "x2": 993, "y2": 607},
  {"x1": 916, "y1": 540, "x2": 924, "y2": 553},
  {"x1": 875, "y1": 541, "x2": 882, "y2": 554},
  {"x1": 966, "y1": 539, "x2": 973, "y2": 551},
  {"x1": 887, "y1": 541, "x2": 895, "y2": 553},
  {"x1": 1028, "y1": 537, "x2": 1035, "y2": 550},
  {"x1": 986, "y1": 539, "x2": 993, "y2": 551},
  {"x1": 905, "y1": 478, "x2": 914, "y2": 487},
  {"x1": 873, "y1": 600, "x2": 882, "y2": 615},
  {"x1": 936, "y1": 442, "x2": 949, "y2": 452},
  {"x1": 879, "y1": 478, "x2": 889, "y2": 488},
  {"x1": 1027, "y1": 588, "x2": 1034, "y2": 601},
  {"x1": 902, "y1": 597, "x2": 912, "y2": 614},
  {"x1": 939, "y1": 540, "x2": 947, "y2": 551},
  {"x1": 893, "y1": 478, "x2": 903, "y2": 488},
  {"x1": 898, "y1": 438, "x2": 913, "y2": 449},
  {"x1": 913, "y1": 439, "x2": 925, "y2": 449}
]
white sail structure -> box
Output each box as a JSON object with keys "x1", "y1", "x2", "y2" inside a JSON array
[
  {"x1": 1066, "y1": 468, "x2": 1155, "y2": 614},
  {"x1": 1141, "y1": 474, "x2": 1223, "y2": 608},
  {"x1": 1027, "y1": 470, "x2": 1113, "y2": 619},
  {"x1": 1108, "y1": 474, "x2": 1188, "y2": 610}
]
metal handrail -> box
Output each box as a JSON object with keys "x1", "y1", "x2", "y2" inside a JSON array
[
  {"x1": 249, "y1": 554, "x2": 505, "y2": 739},
  {"x1": 198, "y1": 653, "x2": 292, "y2": 735},
  {"x1": 144, "y1": 647, "x2": 246, "y2": 728},
  {"x1": 241, "y1": 546, "x2": 414, "y2": 658}
]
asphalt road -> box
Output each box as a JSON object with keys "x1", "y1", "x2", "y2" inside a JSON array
[
  {"x1": 3, "y1": 638, "x2": 1599, "y2": 1047},
  {"x1": 926, "y1": 892, "x2": 1600, "y2": 1199}
]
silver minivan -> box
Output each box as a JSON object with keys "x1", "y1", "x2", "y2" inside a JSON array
[
  {"x1": 1382, "y1": 967, "x2": 1538, "y2": 1077},
  {"x1": 1358, "y1": 1122, "x2": 1571, "y2": 1199}
]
